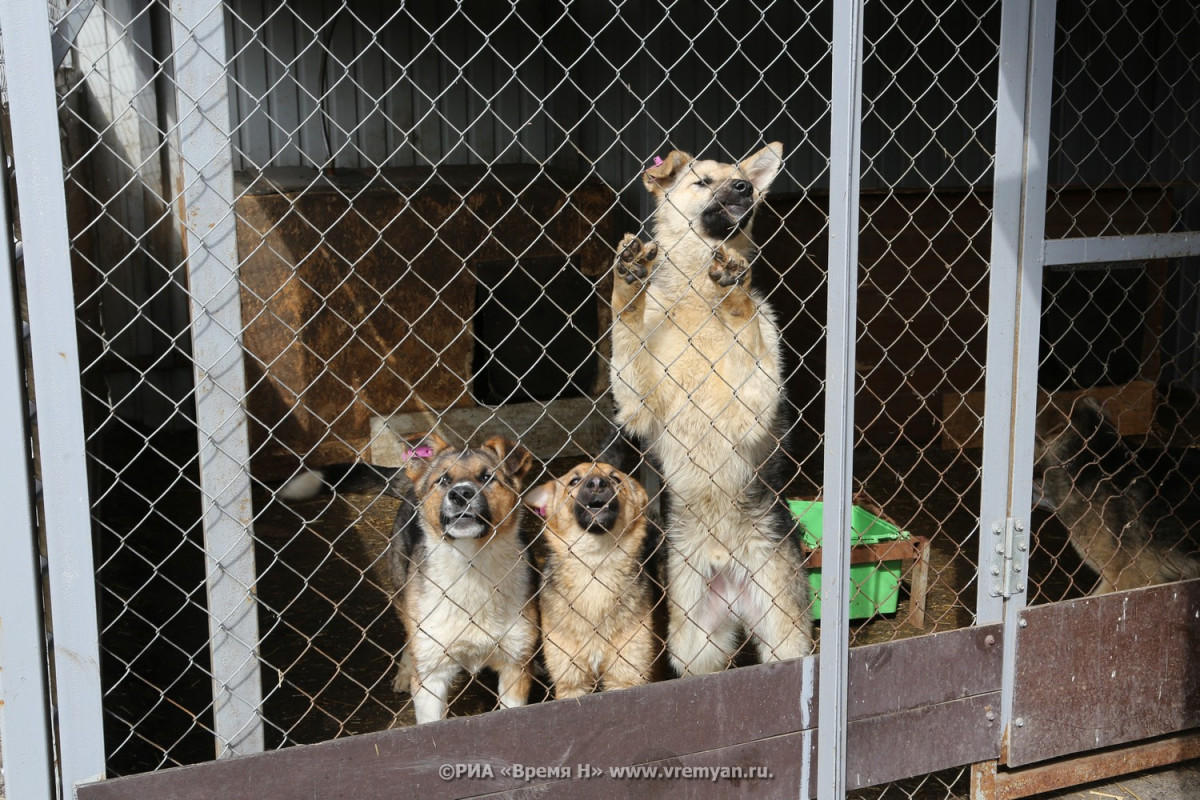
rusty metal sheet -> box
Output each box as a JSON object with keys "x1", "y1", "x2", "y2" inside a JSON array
[
  {"x1": 1008, "y1": 578, "x2": 1200, "y2": 767},
  {"x1": 78, "y1": 624, "x2": 1001, "y2": 800}
]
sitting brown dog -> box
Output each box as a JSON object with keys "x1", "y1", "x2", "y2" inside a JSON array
[{"x1": 525, "y1": 462, "x2": 662, "y2": 699}]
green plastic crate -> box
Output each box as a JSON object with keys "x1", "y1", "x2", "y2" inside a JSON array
[{"x1": 787, "y1": 500, "x2": 910, "y2": 620}]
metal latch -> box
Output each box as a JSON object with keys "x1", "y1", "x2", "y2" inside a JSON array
[{"x1": 989, "y1": 518, "x2": 1029, "y2": 598}]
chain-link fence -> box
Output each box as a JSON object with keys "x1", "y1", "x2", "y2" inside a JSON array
[
  {"x1": 1027, "y1": 0, "x2": 1200, "y2": 608},
  {"x1": 2, "y1": 0, "x2": 1199, "y2": 797}
]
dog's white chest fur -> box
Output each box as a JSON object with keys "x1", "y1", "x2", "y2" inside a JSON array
[{"x1": 412, "y1": 537, "x2": 533, "y2": 670}]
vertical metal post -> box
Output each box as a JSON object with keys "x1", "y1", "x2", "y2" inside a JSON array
[
  {"x1": 0, "y1": 121, "x2": 58, "y2": 800},
  {"x1": 170, "y1": 1, "x2": 265, "y2": 757},
  {"x1": 820, "y1": 0, "x2": 866, "y2": 798},
  {"x1": 0, "y1": 0, "x2": 108, "y2": 793},
  {"x1": 977, "y1": 0, "x2": 1057, "y2": 741}
]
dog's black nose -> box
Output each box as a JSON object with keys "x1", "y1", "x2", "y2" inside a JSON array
[
  {"x1": 585, "y1": 475, "x2": 609, "y2": 492},
  {"x1": 731, "y1": 179, "x2": 752, "y2": 196},
  {"x1": 447, "y1": 483, "x2": 478, "y2": 508}
]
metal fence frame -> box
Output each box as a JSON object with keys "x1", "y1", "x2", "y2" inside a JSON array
[{"x1": 1, "y1": 0, "x2": 1199, "y2": 797}]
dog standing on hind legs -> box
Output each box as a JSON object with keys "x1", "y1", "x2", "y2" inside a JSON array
[{"x1": 610, "y1": 143, "x2": 813, "y2": 676}]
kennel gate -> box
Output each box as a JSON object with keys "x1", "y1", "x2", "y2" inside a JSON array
[{"x1": 0, "y1": 0, "x2": 1198, "y2": 798}]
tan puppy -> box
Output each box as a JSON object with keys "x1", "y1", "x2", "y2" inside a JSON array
[
  {"x1": 609, "y1": 143, "x2": 813, "y2": 676},
  {"x1": 525, "y1": 463, "x2": 661, "y2": 698},
  {"x1": 1035, "y1": 397, "x2": 1200, "y2": 595}
]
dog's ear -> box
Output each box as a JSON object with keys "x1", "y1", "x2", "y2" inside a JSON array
[
  {"x1": 523, "y1": 481, "x2": 556, "y2": 520},
  {"x1": 643, "y1": 150, "x2": 693, "y2": 198},
  {"x1": 1070, "y1": 395, "x2": 1110, "y2": 438},
  {"x1": 483, "y1": 436, "x2": 533, "y2": 482},
  {"x1": 622, "y1": 469, "x2": 650, "y2": 516},
  {"x1": 739, "y1": 142, "x2": 785, "y2": 193},
  {"x1": 402, "y1": 431, "x2": 450, "y2": 482}
]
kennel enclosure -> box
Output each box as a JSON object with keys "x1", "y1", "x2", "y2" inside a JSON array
[{"x1": 0, "y1": 0, "x2": 1198, "y2": 798}]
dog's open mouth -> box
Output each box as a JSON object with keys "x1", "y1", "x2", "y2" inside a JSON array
[
  {"x1": 574, "y1": 493, "x2": 619, "y2": 533},
  {"x1": 441, "y1": 511, "x2": 490, "y2": 538},
  {"x1": 721, "y1": 202, "x2": 750, "y2": 220}
]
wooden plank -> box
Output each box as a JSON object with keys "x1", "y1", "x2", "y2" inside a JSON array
[
  {"x1": 846, "y1": 625, "x2": 1001, "y2": 721},
  {"x1": 846, "y1": 693, "x2": 1001, "y2": 792},
  {"x1": 475, "y1": 733, "x2": 815, "y2": 800},
  {"x1": 995, "y1": 730, "x2": 1200, "y2": 800},
  {"x1": 78, "y1": 625, "x2": 1002, "y2": 800},
  {"x1": 941, "y1": 379, "x2": 1156, "y2": 450},
  {"x1": 368, "y1": 396, "x2": 616, "y2": 467},
  {"x1": 1007, "y1": 578, "x2": 1200, "y2": 767},
  {"x1": 79, "y1": 658, "x2": 817, "y2": 800},
  {"x1": 479, "y1": 693, "x2": 1001, "y2": 799},
  {"x1": 802, "y1": 537, "x2": 925, "y2": 568}
]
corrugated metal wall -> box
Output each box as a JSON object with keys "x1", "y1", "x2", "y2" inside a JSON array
[{"x1": 221, "y1": 0, "x2": 1004, "y2": 196}]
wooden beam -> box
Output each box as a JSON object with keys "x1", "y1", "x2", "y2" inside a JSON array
[
  {"x1": 994, "y1": 730, "x2": 1200, "y2": 800},
  {"x1": 942, "y1": 379, "x2": 1156, "y2": 450}
]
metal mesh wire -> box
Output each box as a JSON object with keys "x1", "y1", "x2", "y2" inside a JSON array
[
  {"x1": 1029, "y1": 0, "x2": 1200, "y2": 607},
  {"x1": 17, "y1": 0, "x2": 1197, "y2": 795}
]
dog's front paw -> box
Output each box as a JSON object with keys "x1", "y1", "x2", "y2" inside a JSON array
[
  {"x1": 709, "y1": 244, "x2": 750, "y2": 287},
  {"x1": 391, "y1": 650, "x2": 413, "y2": 694},
  {"x1": 615, "y1": 233, "x2": 657, "y2": 285}
]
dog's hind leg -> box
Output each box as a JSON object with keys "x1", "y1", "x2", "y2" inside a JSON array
[
  {"x1": 740, "y1": 553, "x2": 814, "y2": 662},
  {"x1": 390, "y1": 648, "x2": 413, "y2": 694},
  {"x1": 666, "y1": 558, "x2": 740, "y2": 675}
]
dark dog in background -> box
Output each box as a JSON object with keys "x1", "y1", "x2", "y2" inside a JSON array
[
  {"x1": 525, "y1": 462, "x2": 662, "y2": 698},
  {"x1": 282, "y1": 433, "x2": 539, "y2": 723},
  {"x1": 1034, "y1": 396, "x2": 1200, "y2": 595}
]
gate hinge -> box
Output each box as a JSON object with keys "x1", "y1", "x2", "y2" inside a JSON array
[{"x1": 988, "y1": 518, "x2": 1029, "y2": 599}]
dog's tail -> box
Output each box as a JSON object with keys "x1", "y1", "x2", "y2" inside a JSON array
[{"x1": 278, "y1": 463, "x2": 405, "y2": 501}]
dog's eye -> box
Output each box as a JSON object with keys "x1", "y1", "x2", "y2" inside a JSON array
[
  {"x1": 568, "y1": 476, "x2": 581, "y2": 487},
  {"x1": 436, "y1": 473, "x2": 452, "y2": 487},
  {"x1": 479, "y1": 470, "x2": 493, "y2": 484},
  {"x1": 694, "y1": 177, "x2": 712, "y2": 187}
]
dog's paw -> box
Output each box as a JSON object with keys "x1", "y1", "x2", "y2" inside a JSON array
[
  {"x1": 391, "y1": 651, "x2": 413, "y2": 694},
  {"x1": 615, "y1": 233, "x2": 657, "y2": 285},
  {"x1": 709, "y1": 244, "x2": 750, "y2": 287}
]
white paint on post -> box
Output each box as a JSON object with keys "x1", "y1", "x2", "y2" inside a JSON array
[{"x1": 170, "y1": 0, "x2": 265, "y2": 757}]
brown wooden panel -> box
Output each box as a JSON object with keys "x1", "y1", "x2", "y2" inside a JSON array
[
  {"x1": 79, "y1": 625, "x2": 1001, "y2": 799},
  {"x1": 1008, "y1": 578, "x2": 1200, "y2": 767},
  {"x1": 847, "y1": 693, "x2": 1001, "y2": 792},
  {"x1": 477, "y1": 733, "x2": 815, "y2": 800},
  {"x1": 995, "y1": 730, "x2": 1200, "y2": 800},
  {"x1": 235, "y1": 165, "x2": 615, "y2": 479},
  {"x1": 480, "y1": 693, "x2": 1000, "y2": 799},
  {"x1": 79, "y1": 658, "x2": 816, "y2": 800}
]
